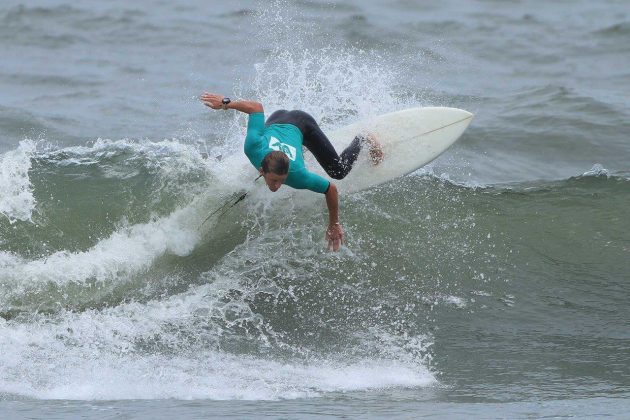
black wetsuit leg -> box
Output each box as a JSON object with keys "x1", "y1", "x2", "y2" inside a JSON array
[{"x1": 265, "y1": 110, "x2": 363, "y2": 180}]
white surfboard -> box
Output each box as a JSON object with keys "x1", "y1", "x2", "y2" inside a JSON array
[{"x1": 309, "y1": 107, "x2": 474, "y2": 193}]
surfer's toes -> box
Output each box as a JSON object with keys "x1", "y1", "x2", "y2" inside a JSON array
[{"x1": 366, "y1": 133, "x2": 384, "y2": 165}]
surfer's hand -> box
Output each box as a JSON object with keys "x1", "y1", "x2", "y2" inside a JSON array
[
  {"x1": 326, "y1": 223, "x2": 344, "y2": 252},
  {"x1": 200, "y1": 92, "x2": 224, "y2": 110}
]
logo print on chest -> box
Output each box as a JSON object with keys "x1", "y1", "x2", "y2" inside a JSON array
[{"x1": 269, "y1": 137, "x2": 297, "y2": 161}]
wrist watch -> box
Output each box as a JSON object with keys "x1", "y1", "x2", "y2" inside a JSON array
[{"x1": 221, "y1": 97, "x2": 231, "y2": 110}]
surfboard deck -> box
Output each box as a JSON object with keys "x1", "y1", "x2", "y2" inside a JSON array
[{"x1": 308, "y1": 107, "x2": 473, "y2": 193}]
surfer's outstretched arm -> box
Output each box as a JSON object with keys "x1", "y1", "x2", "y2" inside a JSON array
[
  {"x1": 200, "y1": 92, "x2": 263, "y2": 114},
  {"x1": 325, "y1": 183, "x2": 344, "y2": 251}
]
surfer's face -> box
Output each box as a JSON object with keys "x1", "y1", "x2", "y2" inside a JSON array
[{"x1": 261, "y1": 171, "x2": 288, "y2": 192}]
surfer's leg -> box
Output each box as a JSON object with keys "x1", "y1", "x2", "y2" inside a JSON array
[
  {"x1": 293, "y1": 111, "x2": 363, "y2": 179},
  {"x1": 305, "y1": 127, "x2": 364, "y2": 179}
]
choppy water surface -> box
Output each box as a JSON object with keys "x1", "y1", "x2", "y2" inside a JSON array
[{"x1": 1, "y1": 0, "x2": 629, "y2": 418}]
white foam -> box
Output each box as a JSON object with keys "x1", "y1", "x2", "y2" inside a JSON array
[
  {"x1": 582, "y1": 163, "x2": 609, "y2": 177},
  {"x1": 45, "y1": 137, "x2": 199, "y2": 160},
  {"x1": 0, "y1": 309, "x2": 435, "y2": 400},
  {"x1": 0, "y1": 140, "x2": 36, "y2": 223},
  {"x1": 0, "y1": 200, "x2": 203, "y2": 293},
  {"x1": 0, "y1": 352, "x2": 434, "y2": 400},
  {"x1": 422, "y1": 293, "x2": 467, "y2": 309},
  {"x1": 0, "y1": 250, "x2": 22, "y2": 269},
  {"x1": 0, "y1": 247, "x2": 436, "y2": 400},
  {"x1": 43, "y1": 137, "x2": 213, "y2": 182},
  {"x1": 0, "y1": 136, "x2": 257, "y2": 297}
]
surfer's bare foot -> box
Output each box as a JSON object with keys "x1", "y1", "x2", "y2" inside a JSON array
[{"x1": 365, "y1": 133, "x2": 384, "y2": 165}]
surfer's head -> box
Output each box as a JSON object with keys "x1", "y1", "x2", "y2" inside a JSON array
[{"x1": 260, "y1": 151, "x2": 289, "y2": 192}]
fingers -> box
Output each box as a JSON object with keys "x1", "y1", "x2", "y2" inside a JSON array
[
  {"x1": 336, "y1": 232, "x2": 343, "y2": 250},
  {"x1": 327, "y1": 238, "x2": 340, "y2": 251},
  {"x1": 326, "y1": 233, "x2": 343, "y2": 251},
  {"x1": 200, "y1": 92, "x2": 221, "y2": 109},
  {"x1": 336, "y1": 228, "x2": 344, "y2": 248},
  {"x1": 199, "y1": 92, "x2": 221, "y2": 102},
  {"x1": 202, "y1": 102, "x2": 219, "y2": 109},
  {"x1": 325, "y1": 225, "x2": 344, "y2": 252},
  {"x1": 326, "y1": 234, "x2": 334, "y2": 251}
]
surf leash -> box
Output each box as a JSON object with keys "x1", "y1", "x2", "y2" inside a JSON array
[{"x1": 200, "y1": 175, "x2": 262, "y2": 227}]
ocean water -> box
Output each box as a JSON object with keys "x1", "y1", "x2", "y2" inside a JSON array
[{"x1": 1, "y1": 0, "x2": 629, "y2": 418}]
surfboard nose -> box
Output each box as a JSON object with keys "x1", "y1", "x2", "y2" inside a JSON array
[
  {"x1": 417, "y1": 107, "x2": 474, "y2": 132},
  {"x1": 435, "y1": 107, "x2": 474, "y2": 121},
  {"x1": 459, "y1": 109, "x2": 474, "y2": 119}
]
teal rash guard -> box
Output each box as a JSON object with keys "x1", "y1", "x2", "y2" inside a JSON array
[{"x1": 244, "y1": 112, "x2": 331, "y2": 194}]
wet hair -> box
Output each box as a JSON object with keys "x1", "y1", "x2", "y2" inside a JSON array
[{"x1": 261, "y1": 151, "x2": 289, "y2": 175}]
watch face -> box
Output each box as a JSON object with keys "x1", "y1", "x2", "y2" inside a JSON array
[{"x1": 222, "y1": 98, "x2": 230, "y2": 104}]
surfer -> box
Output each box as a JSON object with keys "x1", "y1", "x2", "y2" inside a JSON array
[{"x1": 200, "y1": 92, "x2": 383, "y2": 251}]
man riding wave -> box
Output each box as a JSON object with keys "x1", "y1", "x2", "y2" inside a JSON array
[{"x1": 201, "y1": 93, "x2": 382, "y2": 251}]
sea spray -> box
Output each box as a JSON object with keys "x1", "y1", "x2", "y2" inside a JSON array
[{"x1": 0, "y1": 140, "x2": 36, "y2": 223}]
